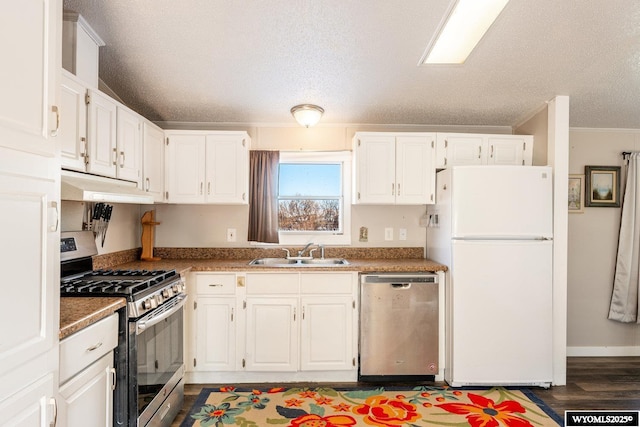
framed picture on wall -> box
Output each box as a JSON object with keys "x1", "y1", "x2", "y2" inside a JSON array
[
  {"x1": 584, "y1": 166, "x2": 621, "y2": 207},
  {"x1": 568, "y1": 174, "x2": 585, "y2": 213}
]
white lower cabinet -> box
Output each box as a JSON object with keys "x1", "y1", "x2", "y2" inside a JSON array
[
  {"x1": 245, "y1": 296, "x2": 299, "y2": 372},
  {"x1": 187, "y1": 271, "x2": 358, "y2": 383},
  {"x1": 58, "y1": 313, "x2": 118, "y2": 427}
]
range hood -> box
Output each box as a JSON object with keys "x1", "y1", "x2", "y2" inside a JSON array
[{"x1": 61, "y1": 170, "x2": 154, "y2": 204}]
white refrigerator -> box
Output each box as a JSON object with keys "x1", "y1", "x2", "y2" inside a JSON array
[{"x1": 427, "y1": 165, "x2": 553, "y2": 387}]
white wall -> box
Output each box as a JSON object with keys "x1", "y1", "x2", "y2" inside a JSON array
[{"x1": 567, "y1": 128, "x2": 640, "y2": 355}]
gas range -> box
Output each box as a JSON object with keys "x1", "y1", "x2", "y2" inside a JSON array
[{"x1": 61, "y1": 268, "x2": 185, "y2": 318}]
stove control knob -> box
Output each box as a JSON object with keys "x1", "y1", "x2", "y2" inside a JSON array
[
  {"x1": 156, "y1": 294, "x2": 164, "y2": 304},
  {"x1": 162, "y1": 289, "x2": 170, "y2": 298},
  {"x1": 143, "y1": 299, "x2": 152, "y2": 310}
]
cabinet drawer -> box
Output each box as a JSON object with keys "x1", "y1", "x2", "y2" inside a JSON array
[
  {"x1": 246, "y1": 273, "x2": 299, "y2": 294},
  {"x1": 196, "y1": 273, "x2": 236, "y2": 295},
  {"x1": 60, "y1": 313, "x2": 118, "y2": 384},
  {"x1": 301, "y1": 273, "x2": 355, "y2": 294}
]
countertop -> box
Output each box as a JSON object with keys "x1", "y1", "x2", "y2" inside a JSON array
[
  {"x1": 59, "y1": 297, "x2": 126, "y2": 340},
  {"x1": 114, "y1": 257, "x2": 448, "y2": 274},
  {"x1": 59, "y1": 257, "x2": 446, "y2": 339}
]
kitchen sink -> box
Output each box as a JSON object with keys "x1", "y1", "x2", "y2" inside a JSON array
[
  {"x1": 248, "y1": 258, "x2": 298, "y2": 266},
  {"x1": 248, "y1": 257, "x2": 349, "y2": 267}
]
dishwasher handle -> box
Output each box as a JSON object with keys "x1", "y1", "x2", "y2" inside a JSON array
[{"x1": 391, "y1": 283, "x2": 411, "y2": 289}]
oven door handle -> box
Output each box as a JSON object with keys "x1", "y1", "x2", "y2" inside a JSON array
[{"x1": 137, "y1": 294, "x2": 187, "y2": 335}]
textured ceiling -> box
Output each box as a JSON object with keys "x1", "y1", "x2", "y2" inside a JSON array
[{"x1": 62, "y1": 0, "x2": 640, "y2": 129}]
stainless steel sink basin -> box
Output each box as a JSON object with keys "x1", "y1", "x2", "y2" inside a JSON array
[
  {"x1": 299, "y1": 258, "x2": 350, "y2": 265},
  {"x1": 248, "y1": 258, "x2": 298, "y2": 266},
  {"x1": 248, "y1": 257, "x2": 349, "y2": 267}
]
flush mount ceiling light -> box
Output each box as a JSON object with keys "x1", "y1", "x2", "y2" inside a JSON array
[
  {"x1": 421, "y1": 0, "x2": 510, "y2": 65},
  {"x1": 291, "y1": 104, "x2": 324, "y2": 128}
]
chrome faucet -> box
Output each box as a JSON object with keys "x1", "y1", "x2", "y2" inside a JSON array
[
  {"x1": 280, "y1": 248, "x2": 291, "y2": 258},
  {"x1": 298, "y1": 242, "x2": 315, "y2": 257},
  {"x1": 309, "y1": 243, "x2": 325, "y2": 259}
]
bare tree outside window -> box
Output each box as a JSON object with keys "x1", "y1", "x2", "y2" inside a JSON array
[{"x1": 278, "y1": 163, "x2": 342, "y2": 233}]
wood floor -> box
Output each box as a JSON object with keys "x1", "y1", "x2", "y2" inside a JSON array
[{"x1": 171, "y1": 356, "x2": 640, "y2": 426}]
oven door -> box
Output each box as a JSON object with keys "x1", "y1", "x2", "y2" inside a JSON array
[{"x1": 134, "y1": 294, "x2": 186, "y2": 427}]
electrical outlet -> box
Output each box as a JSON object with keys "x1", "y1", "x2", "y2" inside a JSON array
[
  {"x1": 227, "y1": 228, "x2": 237, "y2": 242},
  {"x1": 384, "y1": 227, "x2": 393, "y2": 241},
  {"x1": 399, "y1": 228, "x2": 407, "y2": 240}
]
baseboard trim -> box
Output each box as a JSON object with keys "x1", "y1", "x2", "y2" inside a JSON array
[{"x1": 567, "y1": 346, "x2": 640, "y2": 357}]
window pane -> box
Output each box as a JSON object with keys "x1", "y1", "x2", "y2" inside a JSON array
[
  {"x1": 278, "y1": 199, "x2": 340, "y2": 231},
  {"x1": 279, "y1": 164, "x2": 341, "y2": 197}
]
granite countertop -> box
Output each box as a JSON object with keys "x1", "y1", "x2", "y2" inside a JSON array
[
  {"x1": 59, "y1": 252, "x2": 446, "y2": 338},
  {"x1": 59, "y1": 297, "x2": 126, "y2": 340},
  {"x1": 114, "y1": 257, "x2": 447, "y2": 273}
]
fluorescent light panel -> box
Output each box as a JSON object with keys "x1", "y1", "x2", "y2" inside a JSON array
[{"x1": 422, "y1": 0, "x2": 509, "y2": 64}]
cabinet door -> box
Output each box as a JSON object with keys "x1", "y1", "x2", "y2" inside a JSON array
[
  {"x1": 205, "y1": 134, "x2": 249, "y2": 204},
  {"x1": 0, "y1": 0, "x2": 58, "y2": 157},
  {"x1": 0, "y1": 150, "x2": 58, "y2": 384},
  {"x1": 354, "y1": 134, "x2": 396, "y2": 204},
  {"x1": 245, "y1": 297, "x2": 298, "y2": 371},
  {"x1": 396, "y1": 135, "x2": 435, "y2": 204},
  {"x1": 195, "y1": 297, "x2": 237, "y2": 371},
  {"x1": 300, "y1": 296, "x2": 354, "y2": 371},
  {"x1": 58, "y1": 353, "x2": 114, "y2": 427},
  {"x1": 60, "y1": 71, "x2": 88, "y2": 171},
  {"x1": 116, "y1": 107, "x2": 141, "y2": 183},
  {"x1": 166, "y1": 133, "x2": 206, "y2": 203},
  {"x1": 142, "y1": 121, "x2": 165, "y2": 202},
  {"x1": 487, "y1": 136, "x2": 529, "y2": 166},
  {"x1": 87, "y1": 89, "x2": 117, "y2": 178},
  {"x1": 0, "y1": 373, "x2": 56, "y2": 427},
  {"x1": 436, "y1": 134, "x2": 486, "y2": 167}
]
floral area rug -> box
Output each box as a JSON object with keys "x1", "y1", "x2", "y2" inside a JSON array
[{"x1": 180, "y1": 386, "x2": 562, "y2": 427}]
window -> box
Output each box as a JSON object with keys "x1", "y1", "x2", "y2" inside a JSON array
[{"x1": 277, "y1": 151, "x2": 351, "y2": 245}]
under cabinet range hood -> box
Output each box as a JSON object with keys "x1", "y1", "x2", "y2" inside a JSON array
[{"x1": 61, "y1": 170, "x2": 154, "y2": 204}]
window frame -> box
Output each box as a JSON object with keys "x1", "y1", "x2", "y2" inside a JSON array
[{"x1": 277, "y1": 151, "x2": 352, "y2": 246}]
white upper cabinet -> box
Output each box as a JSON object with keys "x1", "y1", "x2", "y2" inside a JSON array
[
  {"x1": 85, "y1": 90, "x2": 142, "y2": 184},
  {"x1": 142, "y1": 120, "x2": 165, "y2": 202},
  {"x1": 353, "y1": 132, "x2": 436, "y2": 205},
  {"x1": 60, "y1": 71, "x2": 88, "y2": 171},
  {"x1": 165, "y1": 130, "x2": 250, "y2": 204},
  {"x1": 116, "y1": 106, "x2": 142, "y2": 183},
  {"x1": 436, "y1": 133, "x2": 533, "y2": 168},
  {"x1": 86, "y1": 89, "x2": 117, "y2": 176}
]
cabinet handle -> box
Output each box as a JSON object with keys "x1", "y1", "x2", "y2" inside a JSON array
[
  {"x1": 110, "y1": 367, "x2": 117, "y2": 390},
  {"x1": 491, "y1": 145, "x2": 494, "y2": 158},
  {"x1": 478, "y1": 145, "x2": 482, "y2": 159},
  {"x1": 145, "y1": 177, "x2": 150, "y2": 191},
  {"x1": 49, "y1": 397, "x2": 58, "y2": 427},
  {"x1": 293, "y1": 307, "x2": 296, "y2": 321},
  {"x1": 397, "y1": 183, "x2": 401, "y2": 196},
  {"x1": 209, "y1": 283, "x2": 223, "y2": 287},
  {"x1": 242, "y1": 192, "x2": 246, "y2": 201},
  {"x1": 302, "y1": 306, "x2": 305, "y2": 320},
  {"x1": 207, "y1": 182, "x2": 211, "y2": 195},
  {"x1": 87, "y1": 342, "x2": 103, "y2": 352},
  {"x1": 51, "y1": 105, "x2": 60, "y2": 137},
  {"x1": 231, "y1": 308, "x2": 234, "y2": 322},
  {"x1": 112, "y1": 148, "x2": 117, "y2": 165},
  {"x1": 200, "y1": 182, "x2": 204, "y2": 195},
  {"x1": 391, "y1": 183, "x2": 395, "y2": 195},
  {"x1": 120, "y1": 151, "x2": 125, "y2": 167}
]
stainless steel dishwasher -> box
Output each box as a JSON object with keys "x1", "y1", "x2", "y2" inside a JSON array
[{"x1": 359, "y1": 273, "x2": 439, "y2": 381}]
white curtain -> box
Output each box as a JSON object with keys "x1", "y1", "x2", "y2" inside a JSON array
[{"x1": 609, "y1": 152, "x2": 640, "y2": 323}]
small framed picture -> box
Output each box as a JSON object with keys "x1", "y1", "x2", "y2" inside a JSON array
[
  {"x1": 584, "y1": 166, "x2": 621, "y2": 207},
  {"x1": 568, "y1": 174, "x2": 585, "y2": 213}
]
